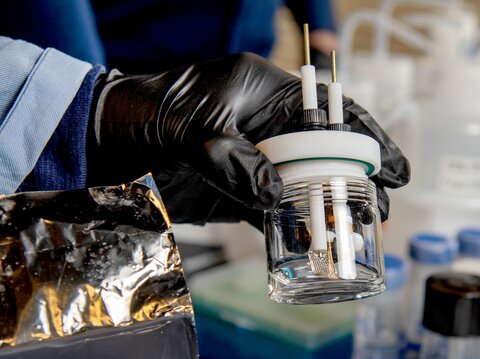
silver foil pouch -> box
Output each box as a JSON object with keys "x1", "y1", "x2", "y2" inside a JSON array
[{"x1": 0, "y1": 175, "x2": 198, "y2": 358}]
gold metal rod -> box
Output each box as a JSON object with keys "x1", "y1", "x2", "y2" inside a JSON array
[
  {"x1": 331, "y1": 50, "x2": 336, "y2": 82},
  {"x1": 303, "y1": 23, "x2": 310, "y2": 65}
]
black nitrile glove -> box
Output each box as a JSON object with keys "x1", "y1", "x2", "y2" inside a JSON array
[{"x1": 87, "y1": 53, "x2": 409, "y2": 230}]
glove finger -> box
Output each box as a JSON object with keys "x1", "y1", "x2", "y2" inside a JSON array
[
  {"x1": 186, "y1": 135, "x2": 284, "y2": 211},
  {"x1": 375, "y1": 185, "x2": 390, "y2": 222},
  {"x1": 342, "y1": 96, "x2": 410, "y2": 190},
  {"x1": 246, "y1": 212, "x2": 265, "y2": 232},
  {"x1": 206, "y1": 196, "x2": 265, "y2": 232},
  {"x1": 152, "y1": 155, "x2": 267, "y2": 228},
  {"x1": 152, "y1": 159, "x2": 223, "y2": 225}
]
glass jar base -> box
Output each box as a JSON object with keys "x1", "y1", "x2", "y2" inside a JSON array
[
  {"x1": 269, "y1": 281, "x2": 384, "y2": 304},
  {"x1": 268, "y1": 259, "x2": 385, "y2": 304}
]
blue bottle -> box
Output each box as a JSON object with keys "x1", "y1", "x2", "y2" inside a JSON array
[{"x1": 452, "y1": 229, "x2": 480, "y2": 275}]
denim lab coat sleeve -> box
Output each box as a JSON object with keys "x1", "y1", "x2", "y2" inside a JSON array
[{"x1": 0, "y1": 36, "x2": 103, "y2": 194}]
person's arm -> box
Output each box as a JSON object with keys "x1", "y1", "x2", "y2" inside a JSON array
[
  {"x1": 0, "y1": 37, "x2": 409, "y2": 230},
  {"x1": 0, "y1": 36, "x2": 97, "y2": 194}
]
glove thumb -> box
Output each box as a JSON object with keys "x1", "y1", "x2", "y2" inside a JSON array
[{"x1": 186, "y1": 135, "x2": 283, "y2": 210}]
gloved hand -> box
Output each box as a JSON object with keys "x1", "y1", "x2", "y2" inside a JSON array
[{"x1": 87, "y1": 53, "x2": 409, "y2": 230}]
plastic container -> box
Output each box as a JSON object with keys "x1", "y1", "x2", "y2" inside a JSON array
[
  {"x1": 383, "y1": 61, "x2": 480, "y2": 267},
  {"x1": 414, "y1": 83, "x2": 480, "y2": 196},
  {"x1": 419, "y1": 273, "x2": 480, "y2": 359},
  {"x1": 404, "y1": 234, "x2": 457, "y2": 355},
  {"x1": 452, "y1": 229, "x2": 480, "y2": 275},
  {"x1": 189, "y1": 259, "x2": 356, "y2": 359},
  {"x1": 257, "y1": 129, "x2": 384, "y2": 304},
  {"x1": 353, "y1": 254, "x2": 408, "y2": 359}
]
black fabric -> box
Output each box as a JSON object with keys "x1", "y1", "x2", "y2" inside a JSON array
[{"x1": 88, "y1": 53, "x2": 410, "y2": 229}]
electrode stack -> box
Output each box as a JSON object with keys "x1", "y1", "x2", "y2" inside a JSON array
[{"x1": 257, "y1": 24, "x2": 385, "y2": 304}]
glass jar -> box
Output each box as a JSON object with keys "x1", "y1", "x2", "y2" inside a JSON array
[
  {"x1": 264, "y1": 176, "x2": 385, "y2": 304},
  {"x1": 256, "y1": 124, "x2": 384, "y2": 304}
]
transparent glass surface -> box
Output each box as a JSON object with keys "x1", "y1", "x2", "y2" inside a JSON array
[
  {"x1": 354, "y1": 289, "x2": 405, "y2": 359},
  {"x1": 264, "y1": 177, "x2": 385, "y2": 304}
]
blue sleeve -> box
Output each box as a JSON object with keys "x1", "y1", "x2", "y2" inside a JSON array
[
  {"x1": 18, "y1": 65, "x2": 105, "y2": 193},
  {"x1": 0, "y1": 37, "x2": 95, "y2": 194},
  {"x1": 286, "y1": 0, "x2": 336, "y2": 32}
]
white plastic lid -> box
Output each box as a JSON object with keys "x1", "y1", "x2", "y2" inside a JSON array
[{"x1": 256, "y1": 130, "x2": 381, "y2": 184}]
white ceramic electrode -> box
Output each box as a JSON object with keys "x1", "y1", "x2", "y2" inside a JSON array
[
  {"x1": 301, "y1": 65, "x2": 318, "y2": 110},
  {"x1": 328, "y1": 82, "x2": 344, "y2": 124},
  {"x1": 331, "y1": 181, "x2": 357, "y2": 279},
  {"x1": 308, "y1": 184, "x2": 328, "y2": 251}
]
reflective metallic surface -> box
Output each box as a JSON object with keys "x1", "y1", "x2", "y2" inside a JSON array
[{"x1": 0, "y1": 175, "x2": 193, "y2": 349}]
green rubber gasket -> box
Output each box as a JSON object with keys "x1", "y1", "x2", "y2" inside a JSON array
[{"x1": 274, "y1": 157, "x2": 376, "y2": 176}]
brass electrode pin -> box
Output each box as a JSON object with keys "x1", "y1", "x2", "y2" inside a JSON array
[
  {"x1": 331, "y1": 50, "x2": 337, "y2": 83},
  {"x1": 303, "y1": 23, "x2": 310, "y2": 65}
]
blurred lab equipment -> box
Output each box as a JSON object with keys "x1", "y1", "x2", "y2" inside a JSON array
[
  {"x1": 404, "y1": 233, "x2": 457, "y2": 356},
  {"x1": 419, "y1": 272, "x2": 480, "y2": 359},
  {"x1": 256, "y1": 28, "x2": 385, "y2": 304},
  {"x1": 190, "y1": 259, "x2": 355, "y2": 359},
  {"x1": 452, "y1": 228, "x2": 480, "y2": 276},
  {"x1": 338, "y1": 0, "x2": 480, "y2": 257},
  {"x1": 176, "y1": 241, "x2": 227, "y2": 279},
  {"x1": 353, "y1": 253, "x2": 408, "y2": 359}
]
